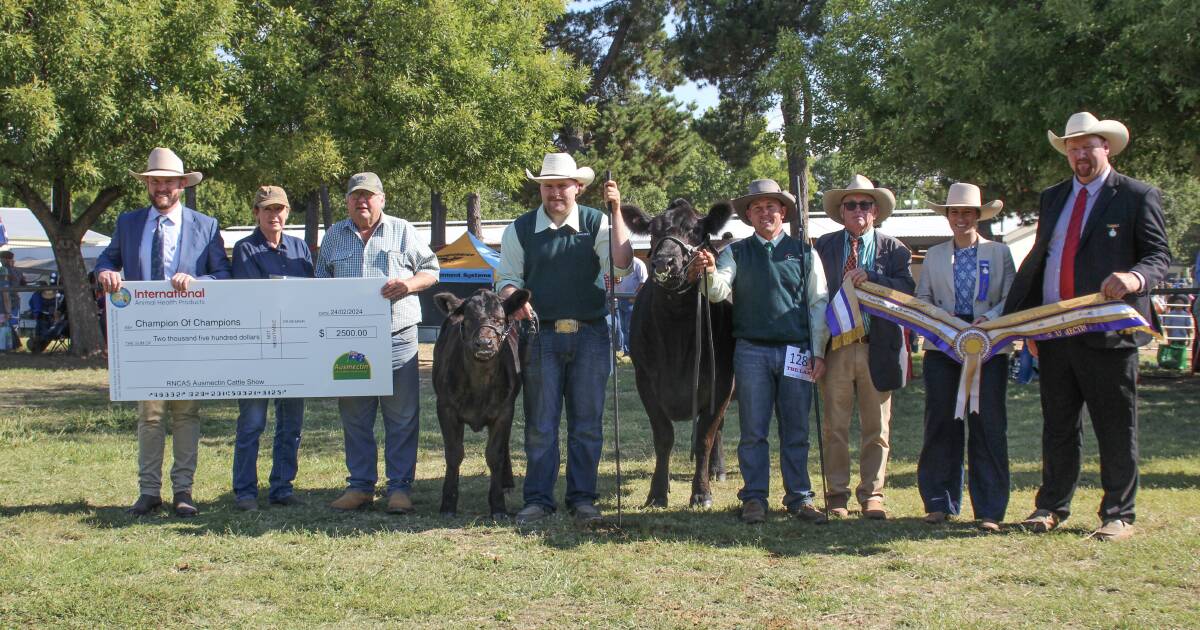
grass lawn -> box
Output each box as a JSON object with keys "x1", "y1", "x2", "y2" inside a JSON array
[{"x1": 1, "y1": 345, "x2": 1198, "y2": 628}]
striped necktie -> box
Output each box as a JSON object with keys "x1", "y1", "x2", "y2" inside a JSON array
[{"x1": 151, "y1": 215, "x2": 166, "y2": 281}]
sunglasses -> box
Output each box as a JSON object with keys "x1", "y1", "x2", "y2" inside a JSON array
[{"x1": 841, "y1": 200, "x2": 876, "y2": 213}]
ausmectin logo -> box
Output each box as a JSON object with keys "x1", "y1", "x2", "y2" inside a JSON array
[
  {"x1": 332, "y1": 351, "x2": 371, "y2": 380},
  {"x1": 110, "y1": 288, "x2": 132, "y2": 308}
]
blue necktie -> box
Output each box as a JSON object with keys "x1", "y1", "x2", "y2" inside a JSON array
[{"x1": 151, "y1": 215, "x2": 165, "y2": 281}]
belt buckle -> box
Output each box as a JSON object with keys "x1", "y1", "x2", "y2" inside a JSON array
[{"x1": 554, "y1": 319, "x2": 580, "y2": 334}]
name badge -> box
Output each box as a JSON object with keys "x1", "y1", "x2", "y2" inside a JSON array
[
  {"x1": 784, "y1": 346, "x2": 815, "y2": 382},
  {"x1": 976, "y1": 260, "x2": 990, "y2": 302}
]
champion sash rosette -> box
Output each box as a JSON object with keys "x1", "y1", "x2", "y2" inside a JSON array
[{"x1": 826, "y1": 278, "x2": 1154, "y2": 419}]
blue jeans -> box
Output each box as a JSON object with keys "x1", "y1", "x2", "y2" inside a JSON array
[
  {"x1": 232, "y1": 397, "x2": 304, "y2": 501},
  {"x1": 617, "y1": 298, "x2": 635, "y2": 354},
  {"x1": 522, "y1": 319, "x2": 610, "y2": 511},
  {"x1": 917, "y1": 350, "x2": 1010, "y2": 520},
  {"x1": 337, "y1": 331, "x2": 420, "y2": 495},
  {"x1": 733, "y1": 339, "x2": 815, "y2": 509}
]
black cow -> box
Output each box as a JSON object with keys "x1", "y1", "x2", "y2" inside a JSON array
[
  {"x1": 624, "y1": 199, "x2": 736, "y2": 508},
  {"x1": 432, "y1": 288, "x2": 530, "y2": 519}
]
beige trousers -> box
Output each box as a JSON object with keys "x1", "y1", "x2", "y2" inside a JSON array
[
  {"x1": 818, "y1": 343, "x2": 892, "y2": 507},
  {"x1": 137, "y1": 400, "x2": 202, "y2": 496}
]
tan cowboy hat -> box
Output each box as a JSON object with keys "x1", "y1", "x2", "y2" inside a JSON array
[
  {"x1": 1047, "y1": 112, "x2": 1129, "y2": 156},
  {"x1": 929, "y1": 182, "x2": 1003, "y2": 221},
  {"x1": 732, "y1": 179, "x2": 797, "y2": 225},
  {"x1": 525, "y1": 153, "x2": 595, "y2": 186},
  {"x1": 822, "y1": 174, "x2": 895, "y2": 224},
  {"x1": 128, "y1": 147, "x2": 203, "y2": 187}
]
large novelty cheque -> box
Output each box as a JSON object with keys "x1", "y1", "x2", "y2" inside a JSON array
[
  {"x1": 826, "y1": 278, "x2": 1154, "y2": 419},
  {"x1": 106, "y1": 278, "x2": 394, "y2": 401}
]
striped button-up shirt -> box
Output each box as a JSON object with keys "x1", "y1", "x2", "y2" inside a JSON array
[{"x1": 316, "y1": 215, "x2": 440, "y2": 332}]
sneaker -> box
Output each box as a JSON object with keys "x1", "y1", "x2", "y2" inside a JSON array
[
  {"x1": 1020, "y1": 509, "x2": 1060, "y2": 533},
  {"x1": 571, "y1": 503, "x2": 603, "y2": 525},
  {"x1": 1089, "y1": 519, "x2": 1134, "y2": 542},
  {"x1": 235, "y1": 497, "x2": 259, "y2": 512},
  {"x1": 740, "y1": 500, "x2": 766, "y2": 524},
  {"x1": 787, "y1": 502, "x2": 828, "y2": 523},
  {"x1": 515, "y1": 504, "x2": 552, "y2": 525},
  {"x1": 386, "y1": 491, "x2": 414, "y2": 514},
  {"x1": 329, "y1": 490, "x2": 374, "y2": 511}
]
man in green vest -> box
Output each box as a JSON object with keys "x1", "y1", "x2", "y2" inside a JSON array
[
  {"x1": 692, "y1": 179, "x2": 831, "y2": 524},
  {"x1": 497, "y1": 152, "x2": 633, "y2": 525}
]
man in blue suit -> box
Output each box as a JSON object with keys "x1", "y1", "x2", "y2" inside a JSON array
[{"x1": 95, "y1": 147, "x2": 231, "y2": 517}]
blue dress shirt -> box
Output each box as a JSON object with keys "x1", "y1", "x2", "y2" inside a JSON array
[{"x1": 232, "y1": 229, "x2": 315, "y2": 280}]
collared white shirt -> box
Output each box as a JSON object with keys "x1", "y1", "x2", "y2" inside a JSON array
[
  {"x1": 139, "y1": 204, "x2": 183, "y2": 279},
  {"x1": 704, "y1": 231, "x2": 831, "y2": 357},
  {"x1": 496, "y1": 203, "x2": 631, "y2": 293}
]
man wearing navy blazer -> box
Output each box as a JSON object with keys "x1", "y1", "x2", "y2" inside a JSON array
[
  {"x1": 1004, "y1": 113, "x2": 1170, "y2": 541},
  {"x1": 95, "y1": 147, "x2": 231, "y2": 517}
]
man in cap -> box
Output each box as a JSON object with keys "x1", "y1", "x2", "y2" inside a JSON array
[
  {"x1": 1004, "y1": 112, "x2": 1170, "y2": 541},
  {"x1": 691, "y1": 179, "x2": 830, "y2": 524},
  {"x1": 497, "y1": 152, "x2": 632, "y2": 525},
  {"x1": 230, "y1": 186, "x2": 314, "y2": 511},
  {"x1": 815, "y1": 175, "x2": 915, "y2": 520},
  {"x1": 316, "y1": 172, "x2": 440, "y2": 514},
  {"x1": 94, "y1": 147, "x2": 231, "y2": 517}
]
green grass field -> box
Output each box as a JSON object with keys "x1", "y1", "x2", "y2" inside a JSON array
[{"x1": 1, "y1": 347, "x2": 1198, "y2": 628}]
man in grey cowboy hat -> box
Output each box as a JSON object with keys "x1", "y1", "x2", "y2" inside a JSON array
[
  {"x1": 316, "y1": 172, "x2": 440, "y2": 514},
  {"x1": 691, "y1": 178, "x2": 831, "y2": 524},
  {"x1": 815, "y1": 174, "x2": 914, "y2": 520},
  {"x1": 94, "y1": 147, "x2": 231, "y2": 517},
  {"x1": 496, "y1": 152, "x2": 632, "y2": 525},
  {"x1": 1004, "y1": 112, "x2": 1170, "y2": 541}
]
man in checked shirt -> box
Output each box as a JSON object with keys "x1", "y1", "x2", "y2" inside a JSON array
[{"x1": 316, "y1": 172, "x2": 440, "y2": 514}]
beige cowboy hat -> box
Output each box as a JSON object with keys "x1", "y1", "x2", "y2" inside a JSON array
[
  {"x1": 929, "y1": 182, "x2": 1004, "y2": 221},
  {"x1": 1047, "y1": 112, "x2": 1129, "y2": 157},
  {"x1": 822, "y1": 174, "x2": 895, "y2": 224},
  {"x1": 732, "y1": 179, "x2": 797, "y2": 225},
  {"x1": 526, "y1": 153, "x2": 595, "y2": 186},
  {"x1": 128, "y1": 147, "x2": 203, "y2": 187}
]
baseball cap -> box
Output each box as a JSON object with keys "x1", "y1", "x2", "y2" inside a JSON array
[{"x1": 346, "y1": 172, "x2": 384, "y2": 196}]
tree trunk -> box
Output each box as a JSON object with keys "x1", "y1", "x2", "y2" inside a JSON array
[
  {"x1": 11, "y1": 181, "x2": 122, "y2": 357},
  {"x1": 185, "y1": 187, "x2": 197, "y2": 211},
  {"x1": 466, "y1": 192, "x2": 482, "y2": 238},
  {"x1": 781, "y1": 62, "x2": 814, "y2": 242},
  {"x1": 320, "y1": 184, "x2": 333, "y2": 232},
  {"x1": 430, "y1": 190, "x2": 446, "y2": 248},
  {"x1": 304, "y1": 189, "x2": 319, "y2": 250}
]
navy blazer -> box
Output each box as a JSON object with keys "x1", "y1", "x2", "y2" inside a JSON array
[
  {"x1": 94, "y1": 206, "x2": 231, "y2": 281},
  {"x1": 816, "y1": 228, "x2": 916, "y2": 392},
  {"x1": 1003, "y1": 170, "x2": 1170, "y2": 348}
]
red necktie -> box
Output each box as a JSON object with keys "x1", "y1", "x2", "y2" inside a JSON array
[
  {"x1": 1058, "y1": 188, "x2": 1087, "y2": 299},
  {"x1": 844, "y1": 237, "x2": 860, "y2": 276}
]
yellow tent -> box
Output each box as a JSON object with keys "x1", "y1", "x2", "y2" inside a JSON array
[{"x1": 435, "y1": 231, "x2": 500, "y2": 284}]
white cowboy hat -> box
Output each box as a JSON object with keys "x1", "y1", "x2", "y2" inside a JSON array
[
  {"x1": 525, "y1": 153, "x2": 595, "y2": 186},
  {"x1": 929, "y1": 182, "x2": 1004, "y2": 221},
  {"x1": 1047, "y1": 112, "x2": 1129, "y2": 156},
  {"x1": 822, "y1": 174, "x2": 895, "y2": 224},
  {"x1": 128, "y1": 147, "x2": 203, "y2": 187},
  {"x1": 731, "y1": 179, "x2": 797, "y2": 225}
]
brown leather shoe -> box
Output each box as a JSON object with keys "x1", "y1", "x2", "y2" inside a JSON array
[
  {"x1": 740, "y1": 500, "x2": 766, "y2": 524},
  {"x1": 923, "y1": 511, "x2": 947, "y2": 524},
  {"x1": 330, "y1": 490, "x2": 374, "y2": 511},
  {"x1": 125, "y1": 494, "x2": 162, "y2": 516},
  {"x1": 828, "y1": 507, "x2": 850, "y2": 518},
  {"x1": 1020, "y1": 509, "x2": 1060, "y2": 533},
  {"x1": 788, "y1": 502, "x2": 828, "y2": 523},
  {"x1": 862, "y1": 499, "x2": 887, "y2": 520},
  {"x1": 1089, "y1": 519, "x2": 1134, "y2": 542},
  {"x1": 977, "y1": 519, "x2": 1001, "y2": 533},
  {"x1": 172, "y1": 492, "x2": 199, "y2": 518},
  {"x1": 386, "y1": 491, "x2": 414, "y2": 514}
]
